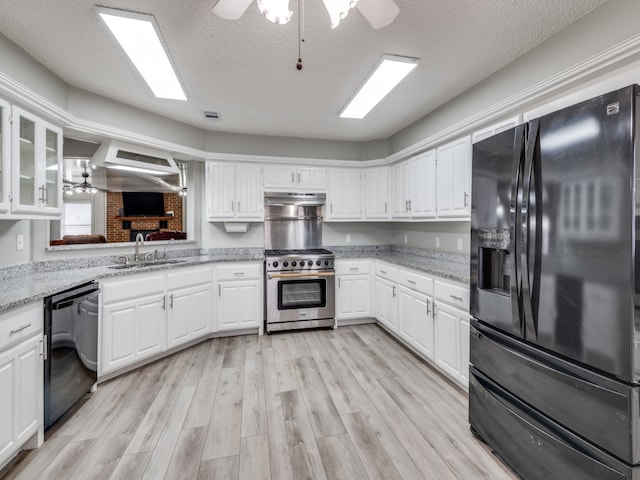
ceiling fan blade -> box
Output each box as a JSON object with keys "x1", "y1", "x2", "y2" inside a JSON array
[
  {"x1": 356, "y1": 0, "x2": 399, "y2": 29},
  {"x1": 212, "y1": 0, "x2": 254, "y2": 20}
]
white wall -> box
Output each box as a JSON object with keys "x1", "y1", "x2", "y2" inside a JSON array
[
  {"x1": 0, "y1": 220, "x2": 32, "y2": 265},
  {"x1": 392, "y1": 222, "x2": 470, "y2": 254}
]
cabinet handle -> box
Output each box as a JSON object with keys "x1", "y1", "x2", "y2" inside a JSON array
[
  {"x1": 291, "y1": 172, "x2": 295, "y2": 183},
  {"x1": 298, "y1": 173, "x2": 301, "y2": 183},
  {"x1": 380, "y1": 270, "x2": 387, "y2": 274},
  {"x1": 233, "y1": 272, "x2": 245, "y2": 276},
  {"x1": 237, "y1": 201, "x2": 240, "y2": 212},
  {"x1": 219, "y1": 284, "x2": 221, "y2": 296},
  {"x1": 10, "y1": 324, "x2": 31, "y2": 334},
  {"x1": 338, "y1": 277, "x2": 341, "y2": 288},
  {"x1": 407, "y1": 280, "x2": 416, "y2": 284},
  {"x1": 170, "y1": 294, "x2": 174, "y2": 309},
  {"x1": 464, "y1": 192, "x2": 469, "y2": 207},
  {"x1": 231, "y1": 200, "x2": 234, "y2": 212},
  {"x1": 330, "y1": 203, "x2": 333, "y2": 214},
  {"x1": 161, "y1": 296, "x2": 166, "y2": 310},
  {"x1": 408, "y1": 199, "x2": 412, "y2": 211},
  {"x1": 384, "y1": 202, "x2": 387, "y2": 214},
  {"x1": 392, "y1": 285, "x2": 396, "y2": 298},
  {"x1": 427, "y1": 299, "x2": 431, "y2": 316},
  {"x1": 349, "y1": 267, "x2": 359, "y2": 271},
  {"x1": 450, "y1": 294, "x2": 464, "y2": 302}
]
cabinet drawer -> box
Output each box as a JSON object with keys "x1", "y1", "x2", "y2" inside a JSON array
[
  {"x1": 101, "y1": 272, "x2": 166, "y2": 304},
  {"x1": 166, "y1": 265, "x2": 213, "y2": 290},
  {"x1": 216, "y1": 262, "x2": 262, "y2": 281},
  {"x1": 398, "y1": 269, "x2": 433, "y2": 295},
  {"x1": 335, "y1": 259, "x2": 371, "y2": 275},
  {"x1": 0, "y1": 302, "x2": 43, "y2": 351},
  {"x1": 374, "y1": 262, "x2": 398, "y2": 282},
  {"x1": 435, "y1": 280, "x2": 469, "y2": 310}
]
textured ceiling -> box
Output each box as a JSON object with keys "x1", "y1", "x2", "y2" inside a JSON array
[{"x1": 0, "y1": 0, "x2": 607, "y2": 142}]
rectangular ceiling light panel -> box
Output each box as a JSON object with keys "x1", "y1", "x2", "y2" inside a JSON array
[
  {"x1": 98, "y1": 7, "x2": 187, "y2": 101},
  {"x1": 340, "y1": 54, "x2": 418, "y2": 119}
]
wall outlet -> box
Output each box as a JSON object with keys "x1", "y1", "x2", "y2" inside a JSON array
[
  {"x1": 457, "y1": 238, "x2": 463, "y2": 251},
  {"x1": 16, "y1": 234, "x2": 24, "y2": 251},
  {"x1": 346, "y1": 234, "x2": 351, "y2": 243},
  {"x1": 404, "y1": 234, "x2": 408, "y2": 244},
  {"x1": 436, "y1": 237, "x2": 440, "y2": 248}
]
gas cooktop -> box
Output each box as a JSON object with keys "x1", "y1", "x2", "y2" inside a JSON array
[{"x1": 264, "y1": 249, "x2": 333, "y2": 256}]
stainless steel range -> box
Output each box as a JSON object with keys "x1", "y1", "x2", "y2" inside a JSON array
[
  {"x1": 265, "y1": 249, "x2": 335, "y2": 332},
  {"x1": 264, "y1": 192, "x2": 336, "y2": 332}
]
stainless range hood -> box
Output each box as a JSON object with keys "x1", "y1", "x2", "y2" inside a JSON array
[{"x1": 90, "y1": 140, "x2": 180, "y2": 176}]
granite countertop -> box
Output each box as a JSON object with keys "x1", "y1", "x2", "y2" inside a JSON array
[
  {"x1": 0, "y1": 248, "x2": 264, "y2": 313},
  {"x1": 330, "y1": 246, "x2": 470, "y2": 284}
]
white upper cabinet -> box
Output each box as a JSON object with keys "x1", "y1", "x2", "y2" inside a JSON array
[
  {"x1": 392, "y1": 149, "x2": 437, "y2": 219},
  {"x1": 11, "y1": 106, "x2": 62, "y2": 216},
  {"x1": 472, "y1": 115, "x2": 522, "y2": 144},
  {"x1": 206, "y1": 162, "x2": 263, "y2": 221},
  {"x1": 263, "y1": 164, "x2": 326, "y2": 191},
  {"x1": 436, "y1": 135, "x2": 471, "y2": 218},
  {"x1": 363, "y1": 166, "x2": 390, "y2": 220},
  {"x1": 327, "y1": 168, "x2": 362, "y2": 220},
  {"x1": 0, "y1": 99, "x2": 10, "y2": 213}
]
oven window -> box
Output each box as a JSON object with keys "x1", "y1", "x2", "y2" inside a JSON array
[{"x1": 278, "y1": 279, "x2": 326, "y2": 310}]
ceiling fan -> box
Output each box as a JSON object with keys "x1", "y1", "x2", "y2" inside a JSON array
[
  {"x1": 212, "y1": 0, "x2": 399, "y2": 30},
  {"x1": 63, "y1": 166, "x2": 101, "y2": 195}
]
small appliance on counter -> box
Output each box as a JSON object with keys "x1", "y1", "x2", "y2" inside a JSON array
[{"x1": 263, "y1": 192, "x2": 336, "y2": 332}]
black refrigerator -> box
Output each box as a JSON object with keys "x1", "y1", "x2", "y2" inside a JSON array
[{"x1": 469, "y1": 84, "x2": 640, "y2": 479}]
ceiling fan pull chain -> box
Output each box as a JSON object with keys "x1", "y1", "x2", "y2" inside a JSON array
[{"x1": 296, "y1": 0, "x2": 304, "y2": 70}]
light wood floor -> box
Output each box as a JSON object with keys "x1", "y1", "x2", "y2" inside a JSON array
[{"x1": 1, "y1": 324, "x2": 517, "y2": 480}]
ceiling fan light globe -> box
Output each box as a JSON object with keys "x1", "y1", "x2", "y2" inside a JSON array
[
  {"x1": 257, "y1": 0, "x2": 293, "y2": 25},
  {"x1": 323, "y1": 0, "x2": 359, "y2": 28}
]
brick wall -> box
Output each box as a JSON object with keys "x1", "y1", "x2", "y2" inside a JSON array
[{"x1": 106, "y1": 192, "x2": 183, "y2": 243}]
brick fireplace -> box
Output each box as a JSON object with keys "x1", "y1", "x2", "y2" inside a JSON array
[{"x1": 106, "y1": 192, "x2": 184, "y2": 243}]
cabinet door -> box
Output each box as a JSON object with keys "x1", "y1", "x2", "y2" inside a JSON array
[
  {"x1": 0, "y1": 348, "x2": 15, "y2": 462},
  {"x1": 263, "y1": 165, "x2": 296, "y2": 190},
  {"x1": 0, "y1": 99, "x2": 11, "y2": 212},
  {"x1": 437, "y1": 136, "x2": 471, "y2": 218},
  {"x1": 414, "y1": 294, "x2": 434, "y2": 360},
  {"x1": 397, "y1": 287, "x2": 414, "y2": 342},
  {"x1": 43, "y1": 125, "x2": 62, "y2": 212},
  {"x1": 336, "y1": 274, "x2": 370, "y2": 319},
  {"x1": 435, "y1": 303, "x2": 460, "y2": 378},
  {"x1": 410, "y1": 150, "x2": 437, "y2": 218},
  {"x1": 102, "y1": 294, "x2": 166, "y2": 375},
  {"x1": 392, "y1": 161, "x2": 410, "y2": 218},
  {"x1": 327, "y1": 168, "x2": 361, "y2": 220},
  {"x1": 217, "y1": 280, "x2": 261, "y2": 330},
  {"x1": 206, "y1": 162, "x2": 235, "y2": 219},
  {"x1": 374, "y1": 277, "x2": 397, "y2": 331},
  {"x1": 364, "y1": 167, "x2": 389, "y2": 219},
  {"x1": 297, "y1": 167, "x2": 326, "y2": 190},
  {"x1": 167, "y1": 289, "x2": 193, "y2": 349},
  {"x1": 12, "y1": 107, "x2": 38, "y2": 213},
  {"x1": 235, "y1": 164, "x2": 263, "y2": 219},
  {"x1": 15, "y1": 337, "x2": 41, "y2": 444}
]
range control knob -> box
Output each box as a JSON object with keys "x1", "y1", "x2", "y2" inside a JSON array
[
  {"x1": 283, "y1": 261, "x2": 289, "y2": 267},
  {"x1": 299, "y1": 260, "x2": 305, "y2": 267},
  {"x1": 316, "y1": 260, "x2": 321, "y2": 266},
  {"x1": 324, "y1": 260, "x2": 330, "y2": 266},
  {"x1": 272, "y1": 261, "x2": 279, "y2": 268},
  {"x1": 292, "y1": 261, "x2": 297, "y2": 267}
]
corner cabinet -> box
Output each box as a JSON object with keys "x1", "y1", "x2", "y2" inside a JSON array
[
  {"x1": 11, "y1": 106, "x2": 62, "y2": 216},
  {"x1": 206, "y1": 162, "x2": 263, "y2": 221},
  {"x1": 364, "y1": 166, "x2": 390, "y2": 220},
  {"x1": 392, "y1": 150, "x2": 437, "y2": 220},
  {"x1": 327, "y1": 168, "x2": 362, "y2": 220},
  {"x1": 214, "y1": 262, "x2": 263, "y2": 333}
]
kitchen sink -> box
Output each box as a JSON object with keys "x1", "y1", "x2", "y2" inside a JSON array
[{"x1": 108, "y1": 259, "x2": 187, "y2": 270}]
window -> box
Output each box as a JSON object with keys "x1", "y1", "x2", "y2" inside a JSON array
[{"x1": 63, "y1": 201, "x2": 92, "y2": 236}]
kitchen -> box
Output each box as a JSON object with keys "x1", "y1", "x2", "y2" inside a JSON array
[{"x1": 0, "y1": 0, "x2": 639, "y2": 479}]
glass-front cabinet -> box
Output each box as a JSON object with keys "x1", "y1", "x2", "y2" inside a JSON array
[
  {"x1": 0, "y1": 99, "x2": 10, "y2": 213},
  {"x1": 11, "y1": 106, "x2": 62, "y2": 216}
]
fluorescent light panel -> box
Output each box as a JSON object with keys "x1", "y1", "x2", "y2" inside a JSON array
[
  {"x1": 98, "y1": 7, "x2": 186, "y2": 101},
  {"x1": 340, "y1": 54, "x2": 418, "y2": 119},
  {"x1": 107, "y1": 165, "x2": 172, "y2": 176}
]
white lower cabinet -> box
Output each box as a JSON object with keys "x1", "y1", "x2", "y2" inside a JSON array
[
  {"x1": 373, "y1": 263, "x2": 398, "y2": 332},
  {"x1": 434, "y1": 302, "x2": 460, "y2": 378},
  {"x1": 398, "y1": 286, "x2": 434, "y2": 360},
  {"x1": 0, "y1": 302, "x2": 43, "y2": 469},
  {"x1": 336, "y1": 259, "x2": 371, "y2": 321},
  {"x1": 100, "y1": 266, "x2": 215, "y2": 376},
  {"x1": 215, "y1": 262, "x2": 263, "y2": 332}
]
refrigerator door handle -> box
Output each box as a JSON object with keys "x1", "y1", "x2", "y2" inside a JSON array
[
  {"x1": 521, "y1": 119, "x2": 539, "y2": 341},
  {"x1": 510, "y1": 125, "x2": 525, "y2": 336}
]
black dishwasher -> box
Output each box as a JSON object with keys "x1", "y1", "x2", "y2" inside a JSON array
[{"x1": 44, "y1": 281, "x2": 100, "y2": 430}]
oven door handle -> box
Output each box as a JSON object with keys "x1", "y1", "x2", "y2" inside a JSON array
[{"x1": 267, "y1": 272, "x2": 336, "y2": 279}]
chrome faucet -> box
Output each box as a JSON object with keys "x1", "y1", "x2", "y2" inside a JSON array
[{"x1": 134, "y1": 233, "x2": 144, "y2": 262}]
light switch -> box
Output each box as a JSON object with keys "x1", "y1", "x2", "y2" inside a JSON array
[
  {"x1": 436, "y1": 237, "x2": 440, "y2": 248},
  {"x1": 346, "y1": 234, "x2": 351, "y2": 243},
  {"x1": 16, "y1": 234, "x2": 24, "y2": 251},
  {"x1": 457, "y1": 238, "x2": 463, "y2": 250}
]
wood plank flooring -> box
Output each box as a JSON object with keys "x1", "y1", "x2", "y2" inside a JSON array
[{"x1": 1, "y1": 324, "x2": 517, "y2": 480}]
